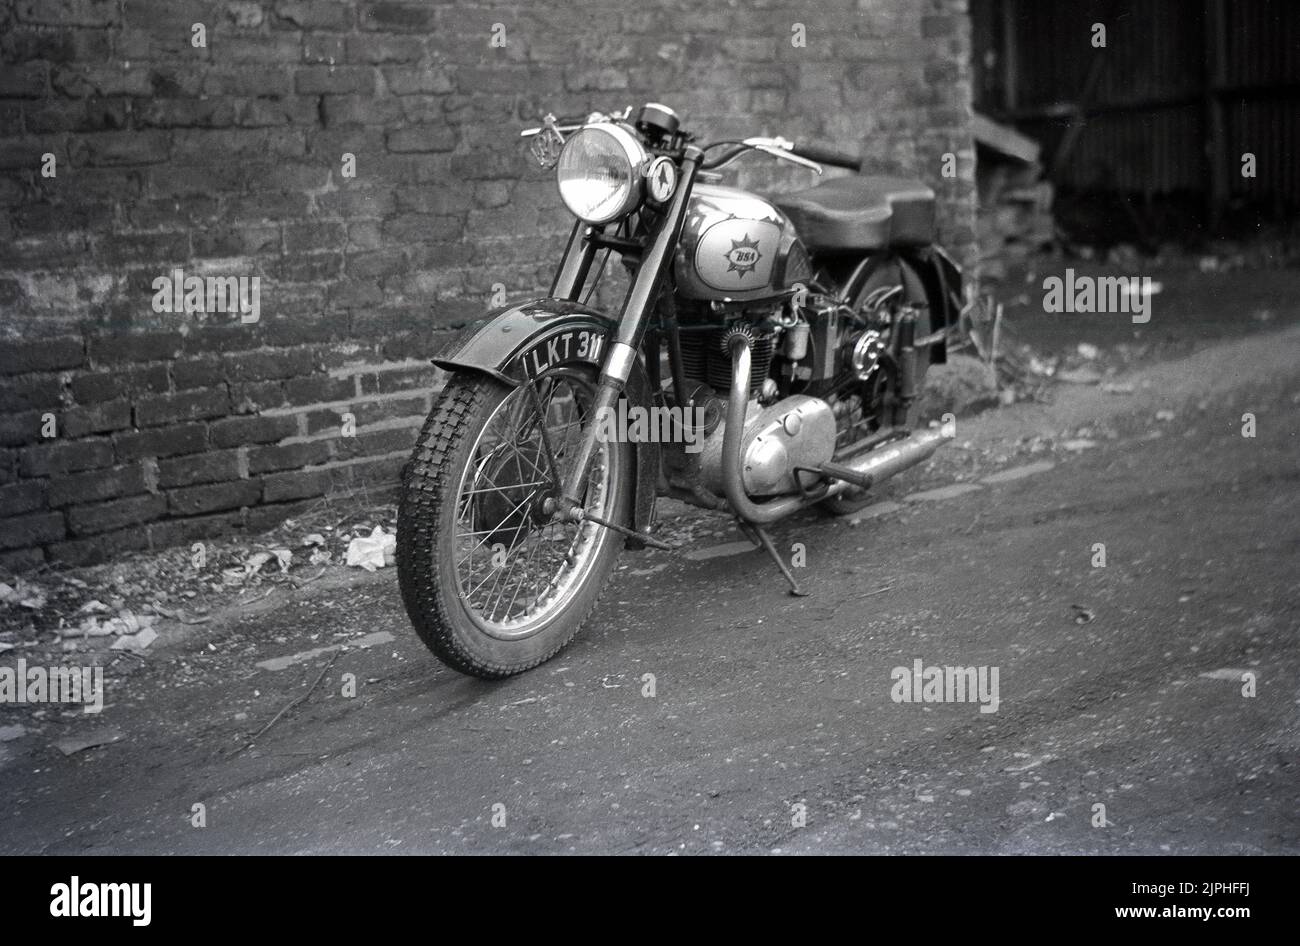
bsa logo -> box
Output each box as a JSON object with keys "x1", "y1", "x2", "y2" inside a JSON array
[{"x1": 725, "y1": 234, "x2": 762, "y2": 278}]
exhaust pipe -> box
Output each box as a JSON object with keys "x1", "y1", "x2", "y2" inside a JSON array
[
  {"x1": 721, "y1": 334, "x2": 948, "y2": 524},
  {"x1": 819, "y1": 428, "x2": 948, "y2": 494}
]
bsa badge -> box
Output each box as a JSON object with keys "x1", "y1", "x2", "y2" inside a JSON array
[
  {"x1": 644, "y1": 156, "x2": 677, "y2": 203},
  {"x1": 724, "y1": 234, "x2": 762, "y2": 278}
]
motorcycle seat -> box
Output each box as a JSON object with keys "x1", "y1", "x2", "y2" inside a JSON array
[{"x1": 771, "y1": 175, "x2": 936, "y2": 252}]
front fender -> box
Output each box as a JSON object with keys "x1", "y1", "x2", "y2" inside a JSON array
[
  {"x1": 431, "y1": 297, "x2": 660, "y2": 546},
  {"x1": 432, "y1": 298, "x2": 615, "y2": 384}
]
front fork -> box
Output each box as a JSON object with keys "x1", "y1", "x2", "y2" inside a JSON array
[{"x1": 550, "y1": 146, "x2": 703, "y2": 515}]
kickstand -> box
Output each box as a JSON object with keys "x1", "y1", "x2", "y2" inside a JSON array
[{"x1": 736, "y1": 519, "x2": 810, "y2": 597}]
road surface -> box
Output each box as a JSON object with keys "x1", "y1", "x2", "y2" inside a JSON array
[{"x1": 1, "y1": 326, "x2": 1297, "y2": 854}]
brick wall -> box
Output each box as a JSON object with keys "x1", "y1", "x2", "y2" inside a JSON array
[{"x1": 0, "y1": 0, "x2": 976, "y2": 569}]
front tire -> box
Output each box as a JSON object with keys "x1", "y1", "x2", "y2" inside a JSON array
[{"x1": 397, "y1": 367, "x2": 632, "y2": 678}]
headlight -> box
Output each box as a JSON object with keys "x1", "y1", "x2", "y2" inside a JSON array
[{"x1": 556, "y1": 123, "x2": 646, "y2": 224}]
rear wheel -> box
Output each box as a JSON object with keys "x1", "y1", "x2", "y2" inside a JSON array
[{"x1": 397, "y1": 365, "x2": 632, "y2": 678}]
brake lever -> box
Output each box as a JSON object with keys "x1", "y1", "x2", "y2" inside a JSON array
[{"x1": 751, "y1": 143, "x2": 823, "y2": 174}]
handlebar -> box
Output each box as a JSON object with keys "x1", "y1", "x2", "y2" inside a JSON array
[
  {"x1": 787, "y1": 141, "x2": 863, "y2": 173},
  {"x1": 699, "y1": 136, "x2": 859, "y2": 174},
  {"x1": 523, "y1": 107, "x2": 866, "y2": 176}
]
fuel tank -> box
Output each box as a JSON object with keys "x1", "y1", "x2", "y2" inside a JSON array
[{"x1": 673, "y1": 184, "x2": 812, "y2": 303}]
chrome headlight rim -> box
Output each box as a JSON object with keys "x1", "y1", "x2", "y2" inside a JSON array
[{"x1": 555, "y1": 122, "x2": 647, "y2": 225}]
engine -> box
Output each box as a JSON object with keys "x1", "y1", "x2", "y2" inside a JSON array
[
  {"x1": 664, "y1": 302, "x2": 837, "y2": 498},
  {"x1": 676, "y1": 320, "x2": 776, "y2": 400}
]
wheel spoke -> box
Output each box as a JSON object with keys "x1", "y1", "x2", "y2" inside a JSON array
[{"x1": 447, "y1": 370, "x2": 614, "y2": 636}]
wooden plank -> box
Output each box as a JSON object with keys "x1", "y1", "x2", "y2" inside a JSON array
[{"x1": 973, "y1": 112, "x2": 1041, "y2": 164}]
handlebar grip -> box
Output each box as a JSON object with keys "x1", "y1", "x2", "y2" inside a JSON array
[{"x1": 789, "y1": 141, "x2": 863, "y2": 172}]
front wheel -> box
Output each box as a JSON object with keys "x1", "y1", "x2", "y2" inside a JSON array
[{"x1": 397, "y1": 365, "x2": 632, "y2": 678}]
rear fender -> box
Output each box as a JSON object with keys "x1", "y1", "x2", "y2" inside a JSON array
[
  {"x1": 842, "y1": 249, "x2": 963, "y2": 365},
  {"x1": 903, "y1": 246, "x2": 964, "y2": 365},
  {"x1": 431, "y1": 298, "x2": 659, "y2": 545}
]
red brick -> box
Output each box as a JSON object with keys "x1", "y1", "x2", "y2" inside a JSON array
[
  {"x1": 283, "y1": 222, "x2": 346, "y2": 254},
  {"x1": 382, "y1": 213, "x2": 462, "y2": 243},
  {"x1": 63, "y1": 399, "x2": 132, "y2": 437},
  {"x1": 0, "y1": 335, "x2": 84, "y2": 374},
  {"x1": 359, "y1": 3, "x2": 438, "y2": 32},
  {"x1": 330, "y1": 424, "x2": 418, "y2": 460},
  {"x1": 202, "y1": 66, "x2": 294, "y2": 97},
  {"x1": 49, "y1": 526, "x2": 150, "y2": 565},
  {"x1": 270, "y1": 254, "x2": 342, "y2": 283},
  {"x1": 295, "y1": 65, "x2": 375, "y2": 95},
  {"x1": 157, "y1": 450, "x2": 244, "y2": 488},
  {"x1": 223, "y1": 348, "x2": 315, "y2": 383},
  {"x1": 248, "y1": 440, "x2": 330, "y2": 474},
  {"x1": 48, "y1": 463, "x2": 147, "y2": 507},
  {"x1": 15, "y1": 0, "x2": 121, "y2": 27},
  {"x1": 380, "y1": 65, "x2": 453, "y2": 95},
  {"x1": 180, "y1": 324, "x2": 268, "y2": 357},
  {"x1": 209, "y1": 414, "x2": 298, "y2": 448},
  {"x1": 261, "y1": 466, "x2": 331, "y2": 502},
  {"x1": 135, "y1": 388, "x2": 229, "y2": 427},
  {"x1": 0, "y1": 480, "x2": 46, "y2": 517},
  {"x1": 89, "y1": 332, "x2": 183, "y2": 366},
  {"x1": 166, "y1": 479, "x2": 261, "y2": 516},
  {"x1": 354, "y1": 394, "x2": 428, "y2": 426},
  {"x1": 0, "y1": 510, "x2": 66, "y2": 549},
  {"x1": 172, "y1": 356, "x2": 225, "y2": 390},
  {"x1": 230, "y1": 381, "x2": 287, "y2": 414},
  {"x1": 134, "y1": 98, "x2": 238, "y2": 130},
  {"x1": 273, "y1": 1, "x2": 354, "y2": 30},
  {"x1": 284, "y1": 374, "x2": 355, "y2": 406},
  {"x1": 65, "y1": 491, "x2": 165, "y2": 535},
  {"x1": 69, "y1": 364, "x2": 168, "y2": 402},
  {"x1": 113, "y1": 424, "x2": 207, "y2": 461},
  {"x1": 70, "y1": 130, "x2": 170, "y2": 167},
  {"x1": 0, "y1": 374, "x2": 65, "y2": 413},
  {"x1": 387, "y1": 125, "x2": 457, "y2": 153},
  {"x1": 359, "y1": 364, "x2": 439, "y2": 395},
  {"x1": 345, "y1": 32, "x2": 422, "y2": 62},
  {"x1": 19, "y1": 439, "x2": 114, "y2": 476}
]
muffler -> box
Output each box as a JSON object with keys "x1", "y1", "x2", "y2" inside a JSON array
[
  {"x1": 721, "y1": 334, "x2": 948, "y2": 523},
  {"x1": 817, "y1": 428, "x2": 948, "y2": 493}
]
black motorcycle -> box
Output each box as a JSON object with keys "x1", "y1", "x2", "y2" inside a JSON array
[{"x1": 397, "y1": 103, "x2": 964, "y2": 677}]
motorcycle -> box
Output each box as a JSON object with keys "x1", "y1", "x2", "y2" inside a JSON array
[{"x1": 397, "y1": 102, "x2": 965, "y2": 678}]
